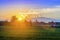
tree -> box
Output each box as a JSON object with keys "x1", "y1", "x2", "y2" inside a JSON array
[{"x1": 11, "y1": 16, "x2": 17, "y2": 22}]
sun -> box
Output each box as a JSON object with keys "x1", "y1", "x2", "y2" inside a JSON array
[
  {"x1": 18, "y1": 18, "x2": 23, "y2": 21},
  {"x1": 18, "y1": 16, "x2": 24, "y2": 21},
  {"x1": 17, "y1": 14, "x2": 27, "y2": 21}
]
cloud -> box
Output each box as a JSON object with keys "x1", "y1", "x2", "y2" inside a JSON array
[
  {"x1": 55, "y1": 5, "x2": 60, "y2": 8},
  {"x1": 1, "y1": 5, "x2": 60, "y2": 19},
  {"x1": 18, "y1": 7, "x2": 60, "y2": 15}
]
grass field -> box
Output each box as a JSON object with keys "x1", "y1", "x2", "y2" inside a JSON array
[{"x1": 0, "y1": 26, "x2": 60, "y2": 40}]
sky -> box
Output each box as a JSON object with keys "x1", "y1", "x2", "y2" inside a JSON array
[{"x1": 0, "y1": 0, "x2": 60, "y2": 21}]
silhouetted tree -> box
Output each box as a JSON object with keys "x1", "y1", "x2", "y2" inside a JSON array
[
  {"x1": 36, "y1": 19, "x2": 38, "y2": 23},
  {"x1": 0, "y1": 21, "x2": 4, "y2": 26},
  {"x1": 11, "y1": 16, "x2": 17, "y2": 22},
  {"x1": 29, "y1": 19, "x2": 32, "y2": 26},
  {"x1": 4, "y1": 20, "x2": 9, "y2": 26}
]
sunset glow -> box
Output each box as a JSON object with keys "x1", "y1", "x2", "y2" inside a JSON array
[
  {"x1": 17, "y1": 14, "x2": 27, "y2": 21},
  {"x1": 18, "y1": 18, "x2": 23, "y2": 21}
]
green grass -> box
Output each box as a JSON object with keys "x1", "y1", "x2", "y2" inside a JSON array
[{"x1": 0, "y1": 26, "x2": 60, "y2": 40}]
